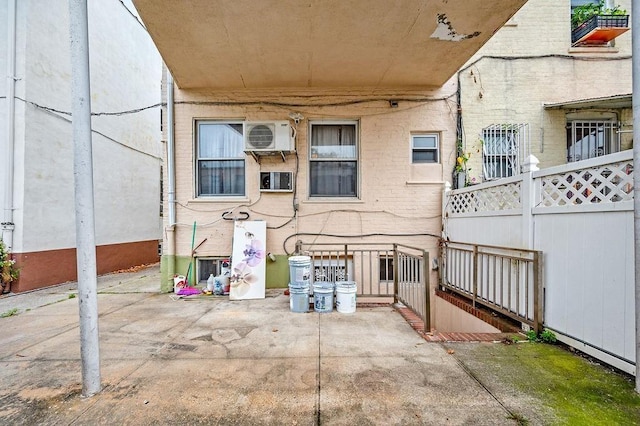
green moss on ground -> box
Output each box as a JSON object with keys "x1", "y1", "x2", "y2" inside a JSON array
[{"x1": 459, "y1": 342, "x2": 640, "y2": 425}]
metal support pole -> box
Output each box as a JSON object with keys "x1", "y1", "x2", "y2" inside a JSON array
[
  {"x1": 69, "y1": 0, "x2": 101, "y2": 397},
  {"x1": 393, "y1": 244, "x2": 399, "y2": 304},
  {"x1": 472, "y1": 245, "x2": 478, "y2": 308},
  {"x1": 633, "y1": 0, "x2": 640, "y2": 393},
  {"x1": 344, "y1": 244, "x2": 349, "y2": 280},
  {"x1": 422, "y1": 250, "x2": 431, "y2": 333},
  {"x1": 532, "y1": 251, "x2": 543, "y2": 334}
]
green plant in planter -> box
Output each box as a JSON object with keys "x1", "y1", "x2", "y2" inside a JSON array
[
  {"x1": 571, "y1": 0, "x2": 627, "y2": 30},
  {"x1": 0, "y1": 240, "x2": 19, "y2": 291}
]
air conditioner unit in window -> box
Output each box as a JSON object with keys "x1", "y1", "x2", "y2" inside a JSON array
[
  {"x1": 259, "y1": 172, "x2": 293, "y2": 192},
  {"x1": 244, "y1": 121, "x2": 294, "y2": 152}
]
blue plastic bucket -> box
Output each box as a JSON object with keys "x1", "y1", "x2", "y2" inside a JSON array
[
  {"x1": 335, "y1": 281, "x2": 357, "y2": 314},
  {"x1": 313, "y1": 283, "x2": 334, "y2": 313},
  {"x1": 289, "y1": 283, "x2": 310, "y2": 313},
  {"x1": 289, "y1": 255, "x2": 311, "y2": 286}
]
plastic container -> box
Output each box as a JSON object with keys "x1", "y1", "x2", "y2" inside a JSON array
[
  {"x1": 335, "y1": 281, "x2": 357, "y2": 314},
  {"x1": 288, "y1": 256, "x2": 311, "y2": 286},
  {"x1": 173, "y1": 275, "x2": 186, "y2": 293},
  {"x1": 288, "y1": 283, "x2": 310, "y2": 313},
  {"x1": 313, "y1": 283, "x2": 334, "y2": 313},
  {"x1": 206, "y1": 274, "x2": 215, "y2": 292}
]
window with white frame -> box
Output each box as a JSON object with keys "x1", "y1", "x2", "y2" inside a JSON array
[
  {"x1": 196, "y1": 121, "x2": 245, "y2": 196},
  {"x1": 411, "y1": 133, "x2": 439, "y2": 163},
  {"x1": 482, "y1": 124, "x2": 528, "y2": 180},
  {"x1": 309, "y1": 122, "x2": 358, "y2": 197},
  {"x1": 566, "y1": 120, "x2": 619, "y2": 162}
]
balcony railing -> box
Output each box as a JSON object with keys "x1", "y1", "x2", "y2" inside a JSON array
[
  {"x1": 440, "y1": 241, "x2": 543, "y2": 333},
  {"x1": 294, "y1": 241, "x2": 431, "y2": 331}
]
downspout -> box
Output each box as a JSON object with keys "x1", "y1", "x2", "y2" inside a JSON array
[
  {"x1": 166, "y1": 68, "x2": 176, "y2": 288},
  {"x1": 2, "y1": 0, "x2": 16, "y2": 250}
]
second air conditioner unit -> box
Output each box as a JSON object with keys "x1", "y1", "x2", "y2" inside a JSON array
[{"x1": 244, "y1": 121, "x2": 295, "y2": 152}]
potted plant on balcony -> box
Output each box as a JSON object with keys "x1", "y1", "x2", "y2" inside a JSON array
[{"x1": 571, "y1": 1, "x2": 628, "y2": 45}]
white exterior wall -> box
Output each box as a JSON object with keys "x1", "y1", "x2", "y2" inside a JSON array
[
  {"x1": 8, "y1": 0, "x2": 161, "y2": 253},
  {"x1": 457, "y1": 0, "x2": 632, "y2": 182}
]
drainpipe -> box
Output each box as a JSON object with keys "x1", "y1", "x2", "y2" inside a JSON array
[
  {"x1": 2, "y1": 0, "x2": 16, "y2": 251},
  {"x1": 632, "y1": 0, "x2": 640, "y2": 393},
  {"x1": 166, "y1": 68, "x2": 176, "y2": 285}
]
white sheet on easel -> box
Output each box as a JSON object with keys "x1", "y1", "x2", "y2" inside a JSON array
[{"x1": 229, "y1": 220, "x2": 266, "y2": 300}]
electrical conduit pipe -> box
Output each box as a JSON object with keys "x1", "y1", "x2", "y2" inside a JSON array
[
  {"x1": 166, "y1": 68, "x2": 176, "y2": 290},
  {"x1": 2, "y1": 0, "x2": 16, "y2": 250}
]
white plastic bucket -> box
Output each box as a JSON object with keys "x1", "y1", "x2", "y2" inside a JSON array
[
  {"x1": 289, "y1": 255, "x2": 311, "y2": 286},
  {"x1": 173, "y1": 275, "x2": 186, "y2": 293},
  {"x1": 313, "y1": 283, "x2": 334, "y2": 313},
  {"x1": 289, "y1": 283, "x2": 310, "y2": 313},
  {"x1": 335, "y1": 281, "x2": 357, "y2": 314}
]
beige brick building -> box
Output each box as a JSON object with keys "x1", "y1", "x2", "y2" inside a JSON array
[
  {"x1": 458, "y1": 0, "x2": 632, "y2": 185},
  {"x1": 133, "y1": 0, "x2": 529, "y2": 291}
]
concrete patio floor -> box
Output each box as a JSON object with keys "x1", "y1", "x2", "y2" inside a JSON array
[{"x1": 0, "y1": 264, "x2": 637, "y2": 425}]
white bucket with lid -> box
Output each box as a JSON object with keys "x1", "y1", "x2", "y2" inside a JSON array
[
  {"x1": 335, "y1": 281, "x2": 356, "y2": 314},
  {"x1": 288, "y1": 283, "x2": 310, "y2": 313},
  {"x1": 313, "y1": 283, "x2": 334, "y2": 313},
  {"x1": 289, "y1": 256, "x2": 311, "y2": 286}
]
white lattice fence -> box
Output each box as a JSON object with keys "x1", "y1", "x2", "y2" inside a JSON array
[
  {"x1": 446, "y1": 180, "x2": 522, "y2": 215},
  {"x1": 539, "y1": 159, "x2": 633, "y2": 207},
  {"x1": 442, "y1": 150, "x2": 636, "y2": 374}
]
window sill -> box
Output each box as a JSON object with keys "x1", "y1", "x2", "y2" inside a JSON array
[
  {"x1": 188, "y1": 197, "x2": 251, "y2": 204},
  {"x1": 568, "y1": 46, "x2": 619, "y2": 54},
  {"x1": 405, "y1": 181, "x2": 446, "y2": 186},
  {"x1": 304, "y1": 198, "x2": 364, "y2": 204}
]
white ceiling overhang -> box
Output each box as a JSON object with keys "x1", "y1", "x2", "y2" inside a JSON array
[{"x1": 133, "y1": 0, "x2": 527, "y2": 90}]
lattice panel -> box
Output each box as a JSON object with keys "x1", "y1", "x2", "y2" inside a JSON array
[
  {"x1": 448, "y1": 182, "x2": 522, "y2": 214},
  {"x1": 540, "y1": 161, "x2": 633, "y2": 207}
]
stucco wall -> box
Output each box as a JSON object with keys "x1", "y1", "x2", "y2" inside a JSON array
[
  {"x1": 165, "y1": 86, "x2": 456, "y2": 287},
  {"x1": 11, "y1": 0, "x2": 162, "y2": 252},
  {"x1": 457, "y1": 0, "x2": 632, "y2": 181}
]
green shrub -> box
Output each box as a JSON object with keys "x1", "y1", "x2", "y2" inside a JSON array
[{"x1": 572, "y1": 0, "x2": 627, "y2": 29}]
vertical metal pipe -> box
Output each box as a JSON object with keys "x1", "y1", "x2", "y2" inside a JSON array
[
  {"x1": 344, "y1": 244, "x2": 348, "y2": 280},
  {"x1": 533, "y1": 251, "x2": 542, "y2": 334},
  {"x1": 165, "y1": 69, "x2": 176, "y2": 284},
  {"x1": 472, "y1": 245, "x2": 478, "y2": 308},
  {"x1": 393, "y1": 244, "x2": 398, "y2": 303},
  {"x1": 422, "y1": 250, "x2": 431, "y2": 332},
  {"x1": 2, "y1": 0, "x2": 16, "y2": 250},
  {"x1": 69, "y1": 0, "x2": 101, "y2": 397},
  {"x1": 631, "y1": 0, "x2": 640, "y2": 393},
  {"x1": 166, "y1": 70, "x2": 176, "y2": 227}
]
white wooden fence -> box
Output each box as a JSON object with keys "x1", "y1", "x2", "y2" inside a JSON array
[{"x1": 443, "y1": 150, "x2": 635, "y2": 374}]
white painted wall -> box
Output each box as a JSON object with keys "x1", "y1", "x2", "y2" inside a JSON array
[{"x1": 6, "y1": 0, "x2": 162, "y2": 252}]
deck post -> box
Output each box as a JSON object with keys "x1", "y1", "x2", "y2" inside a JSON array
[{"x1": 533, "y1": 250, "x2": 543, "y2": 334}]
